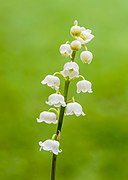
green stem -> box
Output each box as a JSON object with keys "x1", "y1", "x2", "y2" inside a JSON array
[
  {"x1": 51, "y1": 154, "x2": 57, "y2": 180},
  {"x1": 51, "y1": 51, "x2": 76, "y2": 180},
  {"x1": 71, "y1": 51, "x2": 76, "y2": 62},
  {"x1": 51, "y1": 80, "x2": 70, "y2": 180},
  {"x1": 56, "y1": 79, "x2": 70, "y2": 134}
]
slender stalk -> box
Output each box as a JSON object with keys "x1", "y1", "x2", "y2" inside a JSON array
[
  {"x1": 51, "y1": 154, "x2": 57, "y2": 180},
  {"x1": 51, "y1": 51, "x2": 76, "y2": 180},
  {"x1": 56, "y1": 80, "x2": 70, "y2": 134},
  {"x1": 71, "y1": 51, "x2": 76, "y2": 62}
]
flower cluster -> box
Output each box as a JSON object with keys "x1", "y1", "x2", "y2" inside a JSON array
[
  {"x1": 37, "y1": 20, "x2": 94, "y2": 155},
  {"x1": 60, "y1": 20, "x2": 94, "y2": 64}
]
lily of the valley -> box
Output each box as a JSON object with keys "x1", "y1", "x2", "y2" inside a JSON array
[
  {"x1": 77, "y1": 27, "x2": 94, "y2": 44},
  {"x1": 70, "y1": 40, "x2": 81, "y2": 51},
  {"x1": 41, "y1": 75, "x2": 60, "y2": 90},
  {"x1": 77, "y1": 80, "x2": 92, "y2": 93},
  {"x1": 46, "y1": 93, "x2": 66, "y2": 107},
  {"x1": 60, "y1": 44, "x2": 72, "y2": 58},
  {"x1": 61, "y1": 62, "x2": 79, "y2": 79},
  {"x1": 37, "y1": 111, "x2": 58, "y2": 124},
  {"x1": 80, "y1": 51, "x2": 93, "y2": 64},
  {"x1": 65, "y1": 102, "x2": 85, "y2": 116},
  {"x1": 39, "y1": 139, "x2": 62, "y2": 155},
  {"x1": 70, "y1": 24, "x2": 81, "y2": 37}
]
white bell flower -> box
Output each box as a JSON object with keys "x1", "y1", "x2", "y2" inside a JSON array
[
  {"x1": 77, "y1": 27, "x2": 94, "y2": 44},
  {"x1": 80, "y1": 51, "x2": 93, "y2": 64},
  {"x1": 70, "y1": 25, "x2": 81, "y2": 37},
  {"x1": 61, "y1": 62, "x2": 79, "y2": 79},
  {"x1": 39, "y1": 139, "x2": 62, "y2": 155},
  {"x1": 41, "y1": 75, "x2": 60, "y2": 90},
  {"x1": 59, "y1": 44, "x2": 72, "y2": 58},
  {"x1": 70, "y1": 40, "x2": 81, "y2": 51},
  {"x1": 77, "y1": 80, "x2": 92, "y2": 93},
  {"x1": 65, "y1": 102, "x2": 85, "y2": 116},
  {"x1": 46, "y1": 93, "x2": 66, "y2": 107},
  {"x1": 37, "y1": 111, "x2": 58, "y2": 124}
]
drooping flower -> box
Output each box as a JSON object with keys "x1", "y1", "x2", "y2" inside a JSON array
[
  {"x1": 39, "y1": 139, "x2": 62, "y2": 155},
  {"x1": 70, "y1": 40, "x2": 81, "y2": 51},
  {"x1": 59, "y1": 44, "x2": 72, "y2": 58},
  {"x1": 77, "y1": 27, "x2": 94, "y2": 44},
  {"x1": 65, "y1": 102, "x2": 85, "y2": 116},
  {"x1": 70, "y1": 24, "x2": 81, "y2": 37},
  {"x1": 61, "y1": 62, "x2": 79, "y2": 79},
  {"x1": 77, "y1": 80, "x2": 92, "y2": 93},
  {"x1": 46, "y1": 93, "x2": 66, "y2": 107},
  {"x1": 41, "y1": 75, "x2": 60, "y2": 90},
  {"x1": 37, "y1": 111, "x2": 58, "y2": 124},
  {"x1": 80, "y1": 51, "x2": 93, "y2": 64}
]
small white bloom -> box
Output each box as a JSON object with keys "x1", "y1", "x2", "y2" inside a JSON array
[
  {"x1": 65, "y1": 102, "x2": 85, "y2": 116},
  {"x1": 77, "y1": 28, "x2": 94, "y2": 44},
  {"x1": 70, "y1": 40, "x2": 81, "y2": 51},
  {"x1": 59, "y1": 44, "x2": 72, "y2": 58},
  {"x1": 37, "y1": 111, "x2": 58, "y2": 124},
  {"x1": 41, "y1": 75, "x2": 60, "y2": 90},
  {"x1": 70, "y1": 25, "x2": 81, "y2": 37},
  {"x1": 80, "y1": 51, "x2": 93, "y2": 64},
  {"x1": 61, "y1": 62, "x2": 79, "y2": 79},
  {"x1": 77, "y1": 80, "x2": 92, "y2": 93},
  {"x1": 39, "y1": 139, "x2": 62, "y2": 155},
  {"x1": 46, "y1": 93, "x2": 66, "y2": 107}
]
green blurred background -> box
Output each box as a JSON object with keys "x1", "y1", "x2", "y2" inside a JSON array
[{"x1": 0, "y1": 0, "x2": 128, "y2": 179}]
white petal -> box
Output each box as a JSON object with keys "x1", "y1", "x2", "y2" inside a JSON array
[
  {"x1": 65, "y1": 102, "x2": 85, "y2": 116},
  {"x1": 41, "y1": 75, "x2": 60, "y2": 90},
  {"x1": 37, "y1": 111, "x2": 58, "y2": 124},
  {"x1": 39, "y1": 139, "x2": 62, "y2": 155},
  {"x1": 61, "y1": 62, "x2": 79, "y2": 79},
  {"x1": 46, "y1": 93, "x2": 66, "y2": 107},
  {"x1": 60, "y1": 44, "x2": 72, "y2": 57},
  {"x1": 77, "y1": 80, "x2": 92, "y2": 93}
]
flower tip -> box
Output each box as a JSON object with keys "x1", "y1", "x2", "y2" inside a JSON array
[
  {"x1": 82, "y1": 112, "x2": 86, "y2": 116},
  {"x1": 45, "y1": 101, "x2": 48, "y2": 105},
  {"x1": 74, "y1": 20, "x2": 78, "y2": 26},
  {"x1": 54, "y1": 120, "x2": 58, "y2": 124},
  {"x1": 41, "y1": 80, "x2": 45, "y2": 84},
  {"x1": 36, "y1": 118, "x2": 40, "y2": 122},
  {"x1": 59, "y1": 149, "x2": 62, "y2": 153},
  {"x1": 62, "y1": 102, "x2": 66, "y2": 107},
  {"x1": 76, "y1": 90, "x2": 80, "y2": 94},
  {"x1": 89, "y1": 90, "x2": 93, "y2": 93},
  {"x1": 39, "y1": 141, "x2": 43, "y2": 146}
]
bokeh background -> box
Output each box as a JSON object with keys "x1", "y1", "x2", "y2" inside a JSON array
[{"x1": 0, "y1": 0, "x2": 128, "y2": 179}]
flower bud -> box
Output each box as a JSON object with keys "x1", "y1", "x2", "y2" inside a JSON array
[
  {"x1": 70, "y1": 40, "x2": 81, "y2": 51},
  {"x1": 70, "y1": 25, "x2": 81, "y2": 37},
  {"x1": 80, "y1": 51, "x2": 93, "y2": 64}
]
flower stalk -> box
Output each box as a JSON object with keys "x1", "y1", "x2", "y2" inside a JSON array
[
  {"x1": 71, "y1": 51, "x2": 76, "y2": 61},
  {"x1": 51, "y1": 48, "x2": 78, "y2": 179},
  {"x1": 51, "y1": 77, "x2": 70, "y2": 180},
  {"x1": 36, "y1": 20, "x2": 94, "y2": 180}
]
